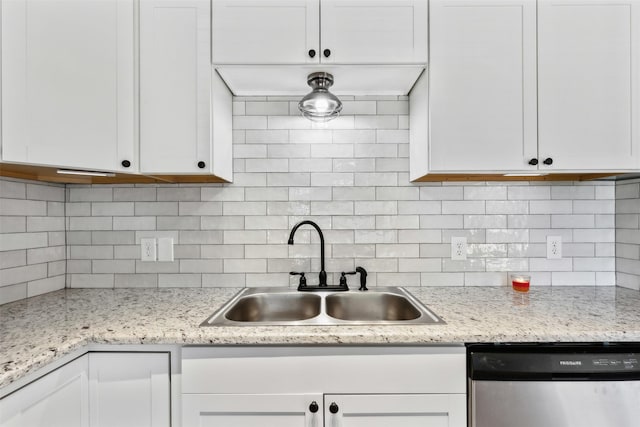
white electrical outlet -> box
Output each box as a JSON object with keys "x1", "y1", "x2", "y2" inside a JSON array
[
  {"x1": 141, "y1": 238, "x2": 157, "y2": 262},
  {"x1": 158, "y1": 237, "x2": 174, "y2": 262},
  {"x1": 547, "y1": 235, "x2": 562, "y2": 259},
  {"x1": 451, "y1": 237, "x2": 467, "y2": 261}
]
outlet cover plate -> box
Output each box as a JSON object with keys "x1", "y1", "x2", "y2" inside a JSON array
[
  {"x1": 141, "y1": 238, "x2": 157, "y2": 262},
  {"x1": 451, "y1": 237, "x2": 467, "y2": 261},
  {"x1": 547, "y1": 235, "x2": 562, "y2": 259}
]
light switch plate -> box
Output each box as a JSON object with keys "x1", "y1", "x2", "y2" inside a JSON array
[
  {"x1": 158, "y1": 237, "x2": 174, "y2": 262},
  {"x1": 141, "y1": 238, "x2": 157, "y2": 262}
]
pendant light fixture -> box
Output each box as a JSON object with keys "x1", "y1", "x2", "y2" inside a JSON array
[{"x1": 298, "y1": 72, "x2": 342, "y2": 122}]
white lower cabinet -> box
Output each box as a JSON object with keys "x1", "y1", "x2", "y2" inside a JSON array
[
  {"x1": 181, "y1": 346, "x2": 466, "y2": 427},
  {"x1": 324, "y1": 394, "x2": 466, "y2": 427},
  {"x1": 0, "y1": 355, "x2": 89, "y2": 427},
  {"x1": 0, "y1": 352, "x2": 170, "y2": 427}
]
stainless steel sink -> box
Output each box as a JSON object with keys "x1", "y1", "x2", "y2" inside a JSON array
[
  {"x1": 200, "y1": 287, "x2": 444, "y2": 326},
  {"x1": 225, "y1": 293, "x2": 321, "y2": 322}
]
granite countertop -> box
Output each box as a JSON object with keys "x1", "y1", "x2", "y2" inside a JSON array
[{"x1": 2, "y1": 286, "x2": 640, "y2": 389}]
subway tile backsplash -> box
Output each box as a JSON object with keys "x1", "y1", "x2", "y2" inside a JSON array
[
  {"x1": 0, "y1": 179, "x2": 66, "y2": 304},
  {"x1": 1, "y1": 96, "x2": 638, "y2": 303}
]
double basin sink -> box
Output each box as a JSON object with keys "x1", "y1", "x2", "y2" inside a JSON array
[{"x1": 201, "y1": 287, "x2": 444, "y2": 326}]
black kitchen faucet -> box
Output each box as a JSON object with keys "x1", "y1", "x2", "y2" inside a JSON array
[{"x1": 288, "y1": 220, "x2": 367, "y2": 292}]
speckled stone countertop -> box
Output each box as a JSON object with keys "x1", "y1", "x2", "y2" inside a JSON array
[{"x1": 2, "y1": 286, "x2": 640, "y2": 389}]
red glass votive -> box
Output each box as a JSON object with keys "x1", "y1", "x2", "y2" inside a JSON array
[{"x1": 511, "y1": 274, "x2": 530, "y2": 292}]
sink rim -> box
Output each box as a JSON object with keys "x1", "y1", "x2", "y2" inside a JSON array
[{"x1": 200, "y1": 287, "x2": 445, "y2": 327}]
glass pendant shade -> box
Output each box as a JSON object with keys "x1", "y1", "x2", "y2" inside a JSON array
[{"x1": 298, "y1": 72, "x2": 343, "y2": 122}]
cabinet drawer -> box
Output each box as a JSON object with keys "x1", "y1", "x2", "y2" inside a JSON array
[{"x1": 182, "y1": 346, "x2": 465, "y2": 394}]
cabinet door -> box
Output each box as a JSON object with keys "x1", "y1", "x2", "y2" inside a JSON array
[
  {"x1": 0, "y1": 356, "x2": 89, "y2": 427},
  {"x1": 321, "y1": 0, "x2": 428, "y2": 64},
  {"x1": 88, "y1": 352, "x2": 170, "y2": 427},
  {"x1": 1, "y1": 0, "x2": 136, "y2": 173},
  {"x1": 324, "y1": 394, "x2": 466, "y2": 427},
  {"x1": 182, "y1": 393, "x2": 323, "y2": 427},
  {"x1": 140, "y1": 0, "x2": 213, "y2": 175},
  {"x1": 429, "y1": 0, "x2": 538, "y2": 172},
  {"x1": 212, "y1": 0, "x2": 319, "y2": 64},
  {"x1": 538, "y1": 0, "x2": 640, "y2": 171}
]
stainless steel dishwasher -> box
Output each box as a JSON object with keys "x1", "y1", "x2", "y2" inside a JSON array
[{"x1": 468, "y1": 344, "x2": 640, "y2": 427}]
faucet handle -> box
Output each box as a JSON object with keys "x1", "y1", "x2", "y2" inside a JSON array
[{"x1": 290, "y1": 271, "x2": 307, "y2": 288}]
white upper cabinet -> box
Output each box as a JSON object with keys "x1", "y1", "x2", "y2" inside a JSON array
[
  {"x1": 140, "y1": 0, "x2": 220, "y2": 176},
  {"x1": 212, "y1": 0, "x2": 320, "y2": 64},
  {"x1": 428, "y1": 0, "x2": 538, "y2": 172},
  {"x1": 320, "y1": 0, "x2": 429, "y2": 64},
  {"x1": 538, "y1": 0, "x2": 640, "y2": 171},
  {"x1": 211, "y1": 0, "x2": 428, "y2": 65},
  {"x1": 1, "y1": 0, "x2": 136, "y2": 173}
]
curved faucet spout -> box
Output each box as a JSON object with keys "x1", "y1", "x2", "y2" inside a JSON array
[{"x1": 288, "y1": 220, "x2": 327, "y2": 286}]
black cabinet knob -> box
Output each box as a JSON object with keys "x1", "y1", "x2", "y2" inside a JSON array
[
  {"x1": 121, "y1": 160, "x2": 131, "y2": 168},
  {"x1": 309, "y1": 401, "x2": 319, "y2": 413},
  {"x1": 329, "y1": 402, "x2": 339, "y2": 414},
  {"x1": 323, "y1": 49, "x2": 331, "y2": 58},
  {"x1": 197, "y1": 161, "x2": 206, "y2": 169},
  {"x1": 543, "y1": 157, "x2": 553, "y2": 165},
  {"x1": 528, "y1": 158, "x2": 538, "y2": 166},
  {"x1": 308, "y1": 49, "x2": 316, "y2": 58}
]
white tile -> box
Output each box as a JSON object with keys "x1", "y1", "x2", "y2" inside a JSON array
[
  {"x1": 93, "y1": 260, "x2": 135, "y2": 274},
  {"x1": 135, "y1": 260, "x2": 179, "y2": 273},
  {"x1": 376, "y1": 130, "x2": 409, "y2": 144},
  {"x1": 595, "y1": 271, "x2": 616, "y2": 286},
  {"x1": 0, "y1": 199, "x2": 47, "y2": 216},
  {"x1": 113, "y1": 217, "x2": 156, "y2": 231},
  {"x1": 180, "y1": 230, "x2": 223, "y2": 244},
  {"x1": 355, "y1": 230, "x2": 397, "y2": 244},
  {"x1": 69, "y1": 245, "x2": 114, "y2": 260},
  {"x1": 224, "y1": 230, "x2": 267, "y2": 244},
  {"x1": 158, "y1": 216, "x2": 200, "y2": 230},
  {"x1": 397, "y1": 201, "x2": 440, "y2": 215},
  {"x1": 26, "y1": 217, "x2": 65, "y2": 232},
  {"x1": 70, "y1": 273, "x2": 114, "y2": 288},
  {"x1": 398, "y1": 230, "x2": 441, "y2": 243},
  {"x1": 0, "y1": 264, "x2": 47, "y2": 286},
  {"x1": 442, "y1": 229, "x2": 485, "y2": 243},
  {"x1": 26, "y1": 184, "x2": 65, "y2": 202},
  {"x1": 419, "y1": 244, "x2": 450, "y2": 258},
  {"x1": 485, "y1": 258, "x2": 528, "y2": 272},
  {"x1": 0, "y1": 217, "x2": 26, "y2": 233},
  {"x1": 203, "y1": 273, "x2": 246, "y2": 287},
  {"x1": 47, "y1": 201, "x2": 65, "y2": 216},
  {"x1": 464, "y1": 186, "x2": 507, "y2": 200},
  {"x1": 268, "y1": 173, "x2": 311, "y2": 187},
  {"x1": 0, "y1": 233, "x2": 48, "y2": 251},
  {"x1": 290, "y1": 187, "x2": 332, "y2": 201},
  {"x1": 245, "y1": 273, "x2": 289, "y2": 287},
  {"x1": 157, "y1": 187, "x2": 199, "y2": 201},
  {"x1": 530, "y1": 258, "x2": 572, "y2": 271},
  {"x1": 245, "y1": 101, "x2": 289, "y2": 115},
  {"x1": 223, "y1": 259, "x2": 266, "y2": 273},
  {"x1": 376, "y1": 187, "x2": 418, "y2": 201},
  {"x1": 376, "y1": 244, "x2": 419, "y2": 258},
  {"x1": 222, "y1": 201, "x2": 266, "y2": 216},
  {"x1": 27, "y1": 246, "x2": 65, "y2": 264},
  {"x1": 246, "y1": 158, "x2": 289, "y2": 172},
  {"x1": 158, "y1": 274, "x2": 202, "y2": 288},
  {"x1": 530, "y1": 200, "x2": 572, "y2": 214},
  {"x1": 244, "y1": 216, "x2": 289, "y2": 230},
  {"x1": 332, "y1": 158, "x2": 376, "y2": 172},
  {"x1": 574, "y1": 229, "x2": 615, "y2": 243},
  {"x1": 468, "y1": 243, "x2": 508, "y2": 258},
  {"x1": 464, "y1": 215, "x2": 507, "y2": 229},
  {"x1": 333, "y1": 129, "x2": 375, "y2": 144},
  {"x1": 0, "y1": 180, "x2": 26, "y2": 199},
  {"x1": 486, "y1": 201, "x2": 528, "y2": 214},
  {"x1": 269, "y1": 116, "x2": 310, "y2": 130},
  {"x1": 419, "y1": 215, "x2": 463, "y2": 229},
  {"x1": 551, "y1": 185, "x2": 594, "y2": 200},
  {"x1": 551, "y1": 214, "x2": 594, "y2": 228},
  {"x1": 311, "y1": 201, "x2": 354, "y2": 215},
  {"x1": 0, "y1": 283, "x2": 28, "y2": 305},
  {"x1": 529, "y1": 228, "x2": 573, "y2": 243},
  {"x1": 201, "y1": 244, "x2": 245, "y2": 259},
  {"x1": 311, "y1": 173, "x2": 354, "y2": 187},
  {"x1": 398, "y1": 258, "x2": 441, "y2": 272},
  {"x1": 354, "y1": 115, "x2": 398, "y2": 129},
  {"x1": 376, "y1": 100, "x2": 409, "y2": 115},
  {"x1": 508, "y1": 186, "x2": 550, "y2": 200},
  {"x1": 420, "y1": 272, "x2": 464, "y2": 287},
  {"x1": 420, "y1": 186, "x2": 463, "y2": 201},
  {"x1": 354, "y1": 172, "x2": 397, "y2": 186},
  {"x1": 0, "y1": 250, "x2": 26, "y2": 269},
  {"x1": 376, "y1": 215, "x2": 419, "y2": 229},
  {"x1": 341, "y1": 100, "x2": 377, "y2": 115},
  {"x1": 311, "y1": 144, "x2": 353, "y2": 158},
  {"x1": 112, "y1": 187, "x2": 156, "y2": 202},
  {"x1": 290, "y1": 158, "x2": 334, "y2": 172},
  {"x1": 235, "y1": 116, "x2": 268, "y2": 129},
  {"x1": 465, "y1": 272, "x2": 507, "y2": 286},
  {"x1": 442, "y1": 201, "x2": 485, "y2": 215},
  {"x1": 377, "y1": 272, "x2": 421, "y2": 286},
  {"x1": 245, "y1": 245, "x2": 288, "y2": 259},
  {"x1": 573, "y1": 200, "x2": 615, "y2": 214},
  {"x1": 246, "y1": 129, "x2": 289, "y2": 144},
  {"x1": 375, "y1": 158, "x2": 409, "y2": 172},
  {"x1": 27, "y1": 275, "x2": 65, "y2": 297},
  {"x1": 267, "y1": 144, "x2": 309, "y2": 158},
  {"x1": 69, "y1": 187, "x2": 113, "y2": 202},
  {"x1": 616, "y1": 182, "x2": 640, "y2": 199},
  {"x1": 507, "y1": 215, "x2": 550, "y2": 229},
  {"x1": 486, "y1": 229, "x2": 529, "y2": 243},
  {"x1": 355, "y1": 201, "x2": 396, "y2": 215},
  {"x1": 332, "y1": 244, "x2": 376, "y2": 258},
  {"x1": 201, "y1": 187, "x2": 245, "y2": 202},
  {"x1": 92, "y1": 202, "x2": 134, "y2": 216},
  {"x1": 115, "y1": 274, "x2": 158, "y2": 288},
  {"x1": 354, "y1": 144, "x2": 397, "y2": 158},
  {"x1": 551, "y1": 272, "x2": 595, "y2": 286},
  {"x1": 573, "y1": 257, "x2": 615, "y2": 271},
  {"x1": 267, "y1": 201, "x2": 310, "y2": 215},
  {"x1": 179, "y1": 202, "x2": 223, "y2": 216},
  {"x1": 442, "y1": 259, "x2": 485, "y2": 272},
  {"x1": 616, "y1": 198, "x2": 640, "y2": 214},
  {"x1": 66, "y1": 202, "x2": 91, "y2": 216},
  {"x1": 333, "y1": 215, "x2": 376, "y2": 229}
]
